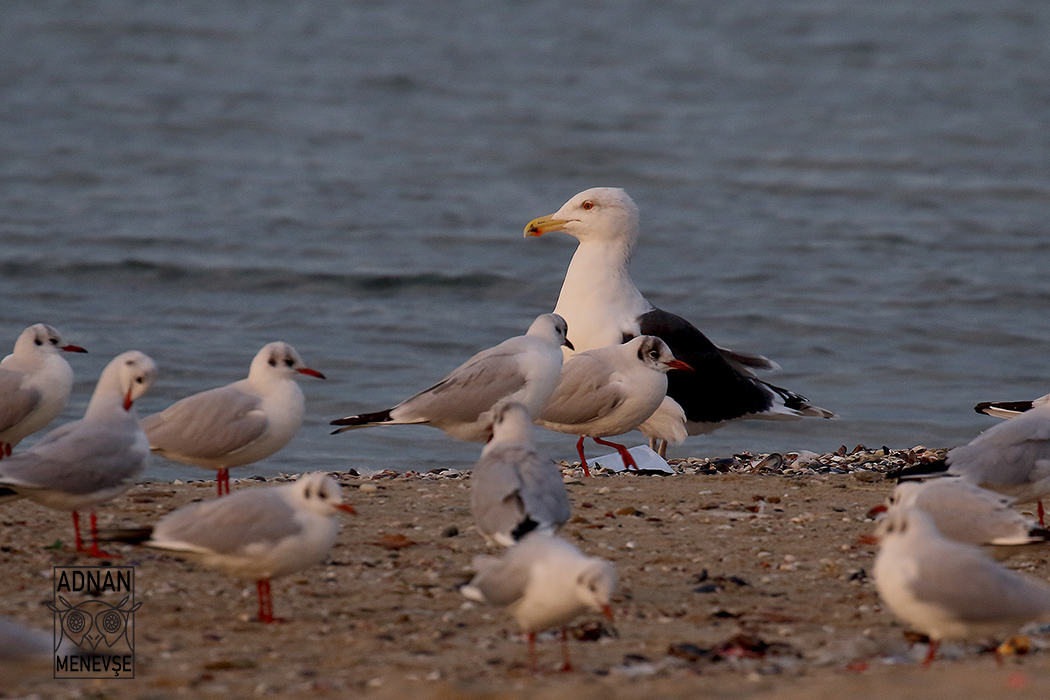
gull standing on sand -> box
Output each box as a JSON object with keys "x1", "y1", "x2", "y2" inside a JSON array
[
  {"x1": 974, "y1": 392, "x2": 1050, "y2": 419},
  {"x1": 141, "y1": 342, "x2": 324, "y2": 497},
  {"x1": 873, "y1": 506, "x2": 1050, "y2": 665},
  {"x1": 0, "y1": 351, "x2": 156, "y2": 557},
  {"x1": 332, "y1": 314, "x2": 571, "y2": 443},
  {"x1": 0, "y1": 324, "x2": 87, "y2": 457},
  {"x1": 944, "y1": 401, "x2": 1050, "y2": 525},
  {"x1": 461, "y1": 533, "x2": 616, "y2": 672},
  {"x1": 111, "y1": 472, "x2": 354, "y2": 623},
  {"x1": 525, "y1": 187, "x2": 833, "y2": 456},
  {"x1": 536, "y1": 336, "x2": 691, "y2": 476},
  {"x1": 471, "y1": 401, "x2": 571, "y2": 546},
  {"x1": 887, "y1": 478, "x2": 1050, "y2": 560}
]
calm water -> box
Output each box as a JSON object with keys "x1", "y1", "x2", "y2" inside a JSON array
[{"x1": 3, "y1": 1, "x2": 1050, "y2": 479}]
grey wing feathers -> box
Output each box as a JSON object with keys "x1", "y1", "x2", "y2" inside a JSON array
[
  {"x1": 949, "y1": 411, "x2": 1050, "y2": 486},
  {"x1": 912, "y1": 547, "x2": 1050, "y2": 622},
  {"x1": 0, "y1": 370, "x2": 38, "y2": 431},
  {"x1": 468, "y1": 554, "x2": 532, "y2": 607},
  {"x1": 143, "y1": 387, "x2": 267, "y2": 459},
  {"x1": 539, "y1": 356, "x2": 624, "y2": 426},
  {"x1": 0, "y1": 425, "x2": 144, "y2": 494},
  {"x1": 152, "y1": 488, "x2": 301, "y2": 555},
  {"x1": 472, "y1": 446, "x2": 570, "y2": 541},
  {"x1": 394, "y1": 350, "x2": 526, "y2": 425},
  {"x1": 515, "y1": 449, "x2": 571, "y2": 529}
]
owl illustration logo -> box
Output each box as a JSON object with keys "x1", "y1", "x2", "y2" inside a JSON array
[{"x1": 47, "y1": 595, "x2": 142, "y2": 652}]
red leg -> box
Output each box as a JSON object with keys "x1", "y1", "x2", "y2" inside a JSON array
[
  {"x1": 593, "y1": 437, "x2": 637, "y2": 470},
  {"x1": 559, "y1": 628, "x2": 573, "y2": 672},
  {"x1": 71, "y1": 511, "x2": 86, "y2": 553},
  {"x1": 575, "y1": 436, "x2": 591, "y2": 477},
  {"x1": 87, "y1": 512, "x2": 120, "y2": 559},
  {"x1": 527, "y1": 631, "x2": 539, "y2": 674},
  {"x1": 1038, "y1": 500, "x2": 1045, "y2": 527},
  {"x1": 921, "y1": 640, "x2": 939, "y2": 667},
  {"x1": 256, "y1": 579, "x2": 280, "y2": 623},
  {"x1": 0, "y1": 442, "x2": 10, "y2": 458},
  {"x1": 217, "y1": 469, "x2": 231, "y2": 497}
]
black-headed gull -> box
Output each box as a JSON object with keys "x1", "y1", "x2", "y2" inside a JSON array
[
  {"x1": 887, "y1": 478, "x2": 1050, "y2": 560},
  {"x1": 332, "y1": 313, "x2": 571, "y2": 443},
  {"x1": 0, "y1": 351, "x2": 156, "y2": 557},
  {"x1": 461, "y1": 533, "x2": 615, "y2": 672},
  {"x1": 471, "y1": 401, "x2": 571, "y2": 546},
  {"x1": 0, "y1": 323, "x2": 87, "y2": 457},
  {"x1": 537, "y1": 336, "x2": 691, "y2": 476},
  {"x1": 115, "y1": 472, "x2": 354, "y2": 623},
  {"x1": 525, "y1": 187, "x2": 833, "y2": 456},
  {"x1": 141, "y1": 342, "x2": 324, "y2": 496},
  {"x1": 873, "y1": 506, "x2": 1050, "y2": 665},
  {"x1": 946, "y1": 402, "x2": 1050, "y2": 526}
]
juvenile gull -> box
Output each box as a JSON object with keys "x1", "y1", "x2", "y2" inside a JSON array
[
  {"x1": 0, "y1": 323, "x2": 87, "y2": 457},
  {"x1": 471, "y1": 401, "x2": 571, "y2": 546},
  {"x1": 525, "y1": 187, "x2": 833, "y2": 455},
  {"x1": 111, "y1": 472, "x2": 354, "y2": 623},
  {"x1": 873, "y1": 506, "x2": 1050, "y2": 665},
  {"x1": 0, "y1": 351, "x2": 156, "y2": 557},
  {"x1": 141, "y1": 342, "x2": 324, "y2": 497},
  {"x1": 332, "y1": 314, "x2": 571, "y2": 443},
  {"x1": 974, "y1": 392, "x2": 1050, "y2": 419},
  {"x1": 536, "y1": 336, "x2": 691, "y2": 476},
  {"x1": 888, "y1": 478, "x2": 1050, "y2": 560},
  {"x1": 946, "y1": 401, "x2": 1050, "y2": 525},
  {"x1": 461, "y1": 533, "x2": 615, "y2": 672}
]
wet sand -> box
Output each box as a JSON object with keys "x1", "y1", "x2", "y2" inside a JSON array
[{"x1": 3, "y1": 451, "x2": 1049, "y2": 699}]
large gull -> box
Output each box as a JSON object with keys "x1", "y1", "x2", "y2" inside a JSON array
[
  {"x1": 141, "y1": 342, "x2": 324, "y2": 497},
  {"x1": 974, "y1": 392, "x2": 1050, "y2": 419},
  {"x1": 525, "y1": 187, "x2": 833, "y2": 455},
  {"x1": 0, "y1": 323, "x2": 87, "y2": 457},
  {"x1": 537, "y1": 335, "x2": 691, "y2": 475},
  {"x1": 0, "y1": 351, "x2": 156, "y2": 557},
  {"x1": 332, "y1": 313, "x2": 571, "y2": 443}
]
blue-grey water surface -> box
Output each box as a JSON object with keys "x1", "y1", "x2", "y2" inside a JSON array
[{"x1": 3, "y1": 1, "x2": 1050, "y2": 479}]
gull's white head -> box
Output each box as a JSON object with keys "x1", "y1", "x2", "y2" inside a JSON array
[
  {"x1": 292, "y1": 472, "x2": 356, "y2": 516},
  {"x1": 875, "y1": 505, "x2": 941, "y2": 544},
  {"x1": 526, "y1": 313, "x2": 574, "y2": 351},
  {"x1": 250, "y1": 342, "x2": 326, "y2": 382},
  {"x1": 488, "y1": 400, "x2": 534, "y2": 443},
  {"x1": 631, "y1": 336, "x2": 693, "y2": 374},
  {"x1": 525, "y1": 187, "x2": 639, "y2": 245},
  {"x1": 12, "y1": 323, "x2": 87, "y2": 358},
  {"x1": 95, "y1": 351, "x2": 157, "y2": 412},
  {"x1": 575, "y1": 557, "x2": 617, "y2": 620}
]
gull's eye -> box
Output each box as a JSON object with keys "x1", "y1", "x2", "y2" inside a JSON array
[
  {"x1": 318, "y1": 489, "x2": 328, "y2": 500},
  {"x1": 49, "y1": 337, "x2": 59, "y2": 345},
  {"x1": 582, "y1": 200, "x2": 594, "y2": 211},
  {"x1": 136, "y1": 376, "x2": 145, "y2": 384},
  {"x1": 284, "y1": 358, "x2": 295, "y2": 367},
  {"x1": 34, "y1": 338, "x2": 43, "y2": 346},
  {"x1": 268, "y1": 357, "x2": 277, "y2": 367}
]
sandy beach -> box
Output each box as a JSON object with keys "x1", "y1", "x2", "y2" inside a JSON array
[{"x1": 3, "y1": 448, "x2": 1050, "y2": 699}]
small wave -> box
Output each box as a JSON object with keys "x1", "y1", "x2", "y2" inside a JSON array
[{"x1": 0, "y1": 259, "x2": 513, "y2": 296}]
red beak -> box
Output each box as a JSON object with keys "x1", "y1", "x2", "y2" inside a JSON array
[
  {"x1": 601, "y1": 604, "x2": 614, "y2": 622},
  {"x1": 61, "y1": 344, "x2": 88, "y2": 353},
  {"x1": 666, "y1": 359, "x2": 693, "y2": 372},
  {"x1": 335, "y1": 503, "x2": 356, "y2": 515},
  {"x1": 123, "y1": 389, "x2": 134, "y2": 411},
  {"x1": 297, "y1": 367, "x2": 326, "y2": 379}
]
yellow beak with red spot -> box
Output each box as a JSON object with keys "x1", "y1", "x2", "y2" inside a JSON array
[{"x1": 524, "y1": 214, "x2": 571, "y2": 237}]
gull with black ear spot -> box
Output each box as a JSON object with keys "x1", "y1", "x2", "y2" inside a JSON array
[
  {"x1": 537, "y1": 335, "x2": 691, "y2": 476},
  {"x1": 526, "y1": 187, "x2": 833, "y2": 457},
  {"x1": 141, "y1": 342, "x2": 325, "y2": 497},
  {"x1": 103, "y1": 472, "x2": 355, "y2": 623},
  {"x1": 461, "y1": 533, "x2": 616, "y2": 673},
  {"x1": 332, "y1": 313, "x2": 571, "y2": 443},
  {"x1": 0, "y1": 323, "x2": 88, "y2": 458},
  {"x1": 0, "y1": 351, "x2": 156, "y2": 558}
]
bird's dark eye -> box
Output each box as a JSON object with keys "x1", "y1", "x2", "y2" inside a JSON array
[
  {"x1": 49, "y1": 338, "x2": 59, "y2": 345},
  {"x1": 582, "y1": 200, "x2": 594, "y2": 210},
  {"x1": 268, "y1": 358, "x2": 277, "y2": 367},
  {"x1": 34, "y1": 339, "x2": 43, "y2": 346},
  {"x1": 284, "y1": 358, "x2": 295, "y2": 367},
  {"x1": 318, "y1": 490, "x2": 328, "y2": 499},
  {"x1": 136, "y1": 376, "x2": 145, "y2": 384}
]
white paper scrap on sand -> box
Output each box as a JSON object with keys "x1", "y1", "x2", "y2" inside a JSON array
[{"x1": 591, "y1": 445, "x2": 675, "y2": 475}]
